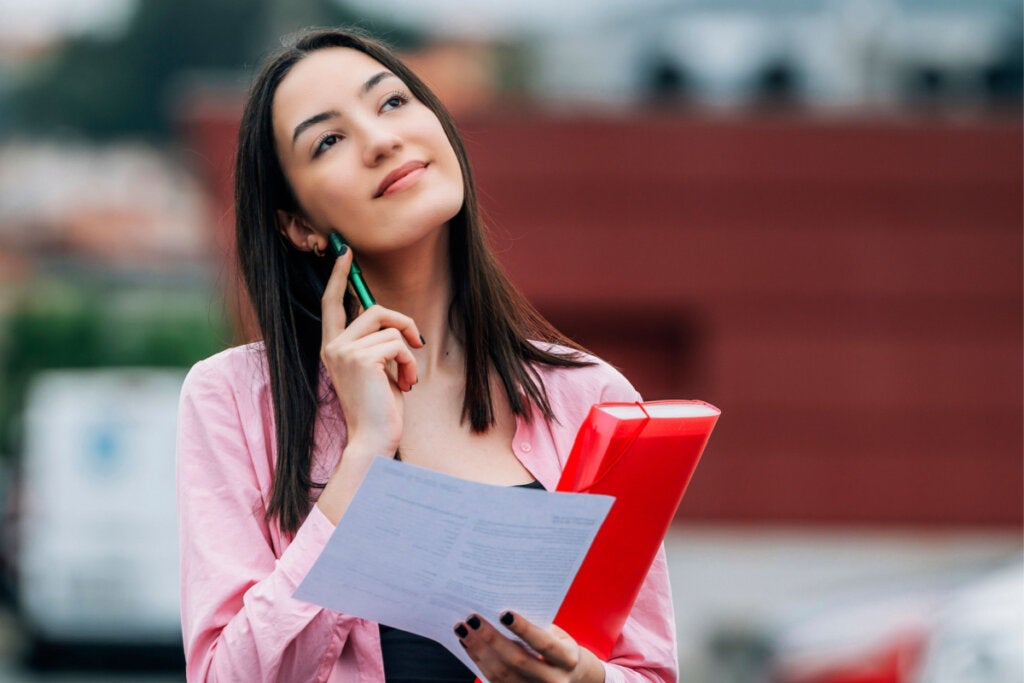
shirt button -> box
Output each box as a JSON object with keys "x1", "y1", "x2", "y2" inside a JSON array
[{"x1": 520, "y1": 442, "x2": 532, "y2": 453}]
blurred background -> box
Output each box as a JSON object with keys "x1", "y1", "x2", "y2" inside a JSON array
[{"x1": 0, "y1": 0, "x2": 1020, "y2": 681}]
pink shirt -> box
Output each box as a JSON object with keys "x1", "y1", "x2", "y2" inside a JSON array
[{"x1": 177, "y1": 343, "x2": 678, "y2": 683}]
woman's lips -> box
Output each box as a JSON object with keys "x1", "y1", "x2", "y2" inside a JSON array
[{"x1": 375, "y1": 161, "x2": 428, "y2": 198}]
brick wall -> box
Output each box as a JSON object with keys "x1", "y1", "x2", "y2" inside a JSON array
[{"x1": 462, "y1": 114, "x2": 1022, "y2": 527}]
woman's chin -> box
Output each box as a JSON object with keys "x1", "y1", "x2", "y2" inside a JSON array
[
  {"x1": 386, "y1": 199, "x2": 462, "y2": 244},
  {"x1": 360, "y1": 221, "x2": 452, "y2": 259}
]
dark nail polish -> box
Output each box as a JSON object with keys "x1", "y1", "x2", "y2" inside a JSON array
[
  {"x1": 419, "y1": 334, "x2": 426, "y2": 345},
  {"x1": 328, "y1": 233, "x2": 348, "y2": 258},
  {"x1": 467, "y1": 615, "x2": 481, "y2": 630},
  {"x1": 500, "y1": 611, "x2": 514, "y2": 626},
  {"x1": 454, "y1": 624, "x2": 468, "y2": 638}
]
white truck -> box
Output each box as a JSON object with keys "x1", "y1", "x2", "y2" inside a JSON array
[{"x1": 17, "y1": 369, "x2": 184, "y2": 659}]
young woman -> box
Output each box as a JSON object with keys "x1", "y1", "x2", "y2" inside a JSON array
[{"x1": 177, "y1": 28, "x2": 677, "y2": 683}]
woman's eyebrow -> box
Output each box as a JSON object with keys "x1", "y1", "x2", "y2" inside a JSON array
[
  {"x1": 292, "y1": 110, "x2": 340, "y2": 147},
  {"x1": 290, "y1": 72, "x2": 398, "y2": 148},
  {"x1": 361, "y1": 71, "x2": 396, "y2": 96}
]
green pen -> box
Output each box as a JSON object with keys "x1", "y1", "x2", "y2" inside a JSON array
[{"x1": 328, "y1": 232, "x2": 376, "y2": 311}]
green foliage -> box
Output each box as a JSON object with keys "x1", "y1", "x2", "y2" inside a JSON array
[
  {"x1": 6, "y1": 0, "x2": 422, "y2": 140},
  {"x1": 0, "y1": 278, "x2": 232, "y2": 459}
]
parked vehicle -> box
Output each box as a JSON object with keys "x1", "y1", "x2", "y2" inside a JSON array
[
  {"x1": 914, "y1": 558, "x2": 1023, "y2": 683},
  {"x1": 769, "y1": 557, "x2": 1024, "y2": 683},
  {"x1": 17, "y1": 370, "x2": 184, "y2": 667}
]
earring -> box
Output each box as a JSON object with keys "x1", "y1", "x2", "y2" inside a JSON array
[{"x1": 312, "y1": 243, "x2": 324, "y2": 258}]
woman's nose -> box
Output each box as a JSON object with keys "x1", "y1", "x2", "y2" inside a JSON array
[{"x1": 362, "y1": 126, "x2": 402, "y2": 166}]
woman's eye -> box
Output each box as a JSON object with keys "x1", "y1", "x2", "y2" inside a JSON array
[
  {"x1": 381, "y1": 93, "x2": 408, "y2": 112},
  {"x1": 314, "y1": 134, "x2": 341, "y2": 157}
]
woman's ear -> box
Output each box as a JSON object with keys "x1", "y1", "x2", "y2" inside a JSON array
[{"x1": 277, "y1": 210, "x2": 325, "y2": 253}]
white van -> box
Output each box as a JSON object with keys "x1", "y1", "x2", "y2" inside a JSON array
[{"x1": 18, "y1": 369, "x2": 183, "y2": 653}]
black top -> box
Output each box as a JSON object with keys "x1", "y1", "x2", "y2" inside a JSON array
[
  {"x1": 379, "y1": 479, "x2": 546, "y2": 683},
  {"x1": 379, "y1": 625, "x2": 474, "y2": 683}
]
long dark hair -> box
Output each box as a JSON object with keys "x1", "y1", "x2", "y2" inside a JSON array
[{"x1": 235, "y1": 28, "x2": 591, "y2": 534}]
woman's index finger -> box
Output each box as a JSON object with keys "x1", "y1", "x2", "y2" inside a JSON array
[
  {"x1": 344, "y1": 306, "x2": 425, "y2": 350},
  {"x1": 499, "y1": 612, "x2": 575, "y2": 669}
]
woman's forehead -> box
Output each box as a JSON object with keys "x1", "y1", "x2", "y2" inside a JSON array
[{"x1": 272, "y1": 47, "x2": 391, "y2": 135}]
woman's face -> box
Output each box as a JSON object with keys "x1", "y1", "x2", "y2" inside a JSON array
[{"x1": 272, "y1": 47, "x2": 464, "y2": 254}]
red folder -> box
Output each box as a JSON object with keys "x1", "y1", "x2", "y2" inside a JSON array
[{"x1": 553, "y1": 400, "x2": 720, "y2": 659}]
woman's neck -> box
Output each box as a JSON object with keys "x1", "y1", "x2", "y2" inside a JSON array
[{"x1": 356, "y1": 229, "x2": 460, "y2": 380}]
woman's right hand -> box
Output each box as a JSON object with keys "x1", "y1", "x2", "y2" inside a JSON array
[{"x1": 316, "y1": 249, "x2": 424, "y2": 523}]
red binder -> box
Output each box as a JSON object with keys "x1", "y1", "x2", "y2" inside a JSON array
[{"x1": 553, "y1": 400, "x2": 720, "y2": 659}]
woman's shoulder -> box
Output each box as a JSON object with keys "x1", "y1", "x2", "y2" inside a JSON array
[
  {"x1": 528, "y1": 341, "x2": 641, "y2": 407},
  {"x1": 182, "y1": 341, "x2": 270, "y2": 396}
]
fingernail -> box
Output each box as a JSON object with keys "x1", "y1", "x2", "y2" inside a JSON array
[
  {"x1": 328, "y1": 233, "x2": 348, "y2": 257},
  {"x1": 454, "y1": 624, "x2": 468, "y2": 638},
  {"x1": 467, "y1": 615, "x2": 481, "y2": 630},
  {"x1": 419, "y1": 334, "x2": 426, "y2": 345},
  {"x1": 500, "y1": 611, "x2": 514, "y2": 626}
]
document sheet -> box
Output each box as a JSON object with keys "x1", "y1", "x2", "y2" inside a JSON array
[{"x1": 294, "y1": 457, "x2": 614, "y2": 678}]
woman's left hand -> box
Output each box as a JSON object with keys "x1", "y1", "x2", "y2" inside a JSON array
[{"x1": 455, "y1": 612, "x2": 605, "y2": 683}]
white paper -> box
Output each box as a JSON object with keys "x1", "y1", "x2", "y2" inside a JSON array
[{"x1": 293, "y1": 457, "x2": 614, "y2": 678}]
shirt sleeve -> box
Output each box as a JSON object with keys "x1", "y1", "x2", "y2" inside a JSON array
[{"x1": 176, "y1": 358, "x2": 352, "y2": 682}]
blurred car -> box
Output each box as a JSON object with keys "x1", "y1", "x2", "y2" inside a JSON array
[
  {"x1": 768, "y1": 556, "x2": 1024, "y2": 683},
  {"x1": 913, "y1": 558, "x2": 1023, "y2": 683}
]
